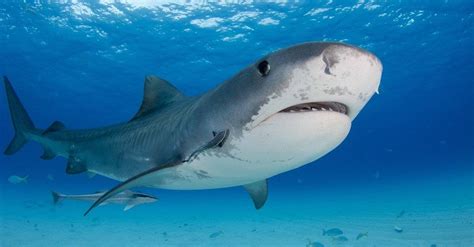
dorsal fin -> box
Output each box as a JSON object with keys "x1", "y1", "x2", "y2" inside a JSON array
[{"x1": 130, "y1": 75, "x2": 184, "y2": 121}]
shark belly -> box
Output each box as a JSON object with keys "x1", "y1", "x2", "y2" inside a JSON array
[{"x1": 146, "y1": 111, "x2": 351, "y2": 190}]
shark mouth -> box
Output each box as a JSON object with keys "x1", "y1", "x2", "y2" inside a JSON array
[{"x1": 279, "y1": 102, "x2": 348, "y2": 115}]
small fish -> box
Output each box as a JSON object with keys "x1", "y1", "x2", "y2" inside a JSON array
[
  {"x1": 322, "y1": 228, "x2": 343, "y2": 236},
  {"x1": 8, "y1": 175, "x2": 28, "y2": 184},
  {"x1": 356, "y1": 232, "x2": 368, "y2": 240},
  {"x1": 306, "y1": 239, "x2": 324, "y2": 247},
  {"x1": 332, "y1": 236, "x2": 348, "y2": 242},
  {"x1": 47, "y1": 174, "x2": 54, "y2": 181},
  {"x1": 396, "y1": 209, "x2": 406, "y2": 218},
  {"x1": 209, "y1": 231, "x2": 223, "y2": 238},
  {"x1": 394, "y1": 226, "x2": 403, "y2": 233},
  {"x1": 51, "y1": 190, "x2": 157, "y2": 211}
]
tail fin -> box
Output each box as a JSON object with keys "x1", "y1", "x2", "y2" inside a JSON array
[
  {"x1": 51, "y1": 191, "x2": 62, "y2": 204},
  {"x1": 3, "y1": 76, "x2": 35, "y2": 155}
]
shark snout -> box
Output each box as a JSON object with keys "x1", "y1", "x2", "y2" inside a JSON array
[{"x1": 317, "y1": 43, "x2": 383, "y2": 119}]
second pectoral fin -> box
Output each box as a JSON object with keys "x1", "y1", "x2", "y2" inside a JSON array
[{"x1": 243, "y1": 179, "x2": 268, "y2": 210}]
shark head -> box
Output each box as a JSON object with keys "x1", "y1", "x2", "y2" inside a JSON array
[
  {"x1": 189, "y1": 42, "x2": 382, "y2": 185},
  {"x1": 187, "y1": 42, "x2": 382, "y2": 187},
  {"x1": 246, "y1": 42, "x2": 382, "y2": 126},
  {"x1": 200, "y1": 42, "x2": 381, "y2": 127}
]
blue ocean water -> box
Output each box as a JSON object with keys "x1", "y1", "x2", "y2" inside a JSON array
[{"x1": 0, "y1": 1, "x2": 473, "y2": 246}]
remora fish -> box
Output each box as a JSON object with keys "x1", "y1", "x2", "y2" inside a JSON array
[
  {"x1": 51, "y1": 190, "x2": 157, "y2": 211},
  {"x1": 3, "y1": 42, "x2": 382, "y2": 215}
]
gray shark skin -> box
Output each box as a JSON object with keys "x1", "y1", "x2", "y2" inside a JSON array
[
  {"x1": 51, "y1": 190, "x2": 157, "y2": 211},
  {"x1": 3, "y1": 42, "x2": 383, "y2": 215}
]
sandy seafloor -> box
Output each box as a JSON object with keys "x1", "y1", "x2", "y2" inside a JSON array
[{"x1": 0, "y1": 170, "x2": 472, "y2": 247}]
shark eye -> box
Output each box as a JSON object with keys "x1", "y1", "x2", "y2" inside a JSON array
[{"x1": 257, "y1": 60, "x2": 270, "y2": 77}]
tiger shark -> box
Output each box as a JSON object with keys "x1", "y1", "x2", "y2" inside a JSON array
[{"x1": 3, "y1": 42, "x2": 382, "y2": 215}]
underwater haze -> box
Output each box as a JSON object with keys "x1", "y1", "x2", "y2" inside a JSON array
[{"x1": 0, "y1": 1, "x2": 473, "y2": 246}]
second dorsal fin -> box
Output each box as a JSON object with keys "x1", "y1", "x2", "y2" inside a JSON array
[
  {"x1": 43, "y1": 121, "x2": 65, "y2": 135},
  {"x1": 130, "y1": 75, "x2": 185, "y2": 121}
]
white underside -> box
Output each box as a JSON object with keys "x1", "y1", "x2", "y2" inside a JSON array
[{"x1": 145, "y1": 111, "x2": 351, "y2": 190}]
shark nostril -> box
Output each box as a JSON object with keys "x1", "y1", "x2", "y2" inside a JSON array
[{"x1": 322, "y1": 55, "x2": 335, "y2": 75}]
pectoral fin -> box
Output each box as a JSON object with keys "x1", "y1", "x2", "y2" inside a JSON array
[
  {"x1": 185, "y1": 129, "x2": 229, "y2": 162},
  {"x1": 243, "y1": 179, "x2": 268, "y2": 210},
  {"x1": 84, "y1": 130, "x2": 230, "y2": 216}
]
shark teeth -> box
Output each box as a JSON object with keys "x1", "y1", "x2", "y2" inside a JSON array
[{"x1": 279, "y1": 102, "x2": 348, "y2": 115}]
